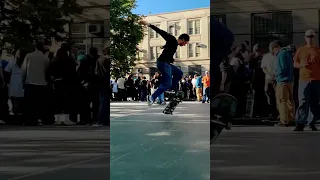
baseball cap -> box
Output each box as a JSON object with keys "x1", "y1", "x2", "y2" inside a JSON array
[{"x1": 305, "y1": 30, "x2": 316, "y2": 37}]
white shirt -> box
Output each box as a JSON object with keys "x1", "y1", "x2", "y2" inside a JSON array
[
  {"x1": 117, "y1": 77, "x2": 125, "y2": 89},
  {"x1": 191, "y1": 78, "x2": 197, "y2": 88},
  {"x1": 21, "y1": 50, "x2": 50, "y2": 86},
  {"x1": 261, "y1": 52, "x2": 276, "y2": 80}
]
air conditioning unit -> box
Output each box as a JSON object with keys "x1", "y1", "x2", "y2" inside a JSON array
[
  {"x1": 137, "y1": 68, "x2": 143, "y2": 73},
  {"x1": 88, "y1": 24, "x2": 102, "y2": 33}
]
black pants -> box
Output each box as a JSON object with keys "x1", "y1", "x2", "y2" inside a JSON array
[
  {"x1": 77, "y1": 86, "x2": 99, "y2": 123},
  {"x1": 24, "y1": 84, "x2": 50, "y2": 125},
  {"x1": 0, "y1": 86, "x2": 9, "y2": 122},
  {"x1": 117, "y1": 88, "x2": 126, "y2": 101}
]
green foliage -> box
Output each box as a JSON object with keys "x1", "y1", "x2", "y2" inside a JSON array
[
  {"x1": 0, "y1": 0, "x2": 82, "y2": 53},
  {"x1": 110, "y1": 0, "x2": 144, "y2": 78}
]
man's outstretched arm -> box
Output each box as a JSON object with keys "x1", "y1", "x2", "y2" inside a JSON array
[{"x1": 139, "y1": 20, "x2": 173, "y2": 41}]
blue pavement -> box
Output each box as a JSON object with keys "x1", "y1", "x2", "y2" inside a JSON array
[{"x1": 110, "y1": 101, "x2": 210, "y2": 180}]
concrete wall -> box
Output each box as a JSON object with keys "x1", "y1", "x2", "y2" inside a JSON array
[
  {"x1": 136, "y1": 8, "x2": 210, "y2": 79},
  {"x1": 211, "y1": 0, "x2": 320, "y2": 48}
]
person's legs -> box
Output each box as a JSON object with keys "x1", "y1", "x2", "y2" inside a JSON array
[
  {"x1": 159, "y1": 92, "x2": 165, "y2": 103},
  {"x1": 170, "y1": 64, "x2": 183, "y2": 91},
  {"x1": 202, "y1": 87, "x2": 209, "y2": 103},
  {"x1": 97, "y1": 89, "x2": 109, "y2": 126},
  {"x1": 276, "y1": 83, "x2": 291, "y2": 125},
  {"x1": 287, "y1": 83, "x2": 295, "y2": 122},
  {"x1": 295, "y1": 81, "x2": 310, "y2": 126},
  {"x1": 309, "y1": 80, "x2": 320, "y2": 126},
  {"x1": 150, "y1": 61, "x2": 172, "y2": 102}
]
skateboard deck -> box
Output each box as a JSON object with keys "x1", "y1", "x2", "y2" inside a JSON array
[
  {"x1": 163, "y1": 91, "x2": 184, "y2": 115},
  {"x1": 245, "y1": 90, "x2": 255, "y2": 118}
]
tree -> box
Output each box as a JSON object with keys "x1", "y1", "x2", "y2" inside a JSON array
[
  {"x1": 110, "y1": 0, "x2": 145, "y2": 78},
  {"x1": 0, "y1": 0, "x2": 82, "y2": 53}
]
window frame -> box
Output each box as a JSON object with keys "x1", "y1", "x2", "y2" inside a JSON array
[
  {"x1": 149, "y1": 23, "x2": 161, "y2": 39},
  {"x1": 188, "y1": 19, "x2": 201, "y2": 35}
]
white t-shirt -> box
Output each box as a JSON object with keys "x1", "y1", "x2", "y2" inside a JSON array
[
  {"x1": 5, "y1": 61, "x2": 24, "y2": 97},
  {"x1": 191, "y1": 78, "x2": 197, "y2": 88},
  {"x1": 261, "y1": 52, "x2": 276, "y2": 80},
  {"x1": 117, "y1": 78, "x2": 125, "y2": 89}
]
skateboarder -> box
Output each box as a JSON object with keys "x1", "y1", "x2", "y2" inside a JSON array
[{"x1": 139, "y1": 20, "x2": 190, "y2": 106}]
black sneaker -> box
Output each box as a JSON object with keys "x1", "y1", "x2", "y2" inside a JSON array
[
  {"x1": 309, "y1": 124, "x2": 318, "y2": 131},
  {"x1": 294, "y1": 124, "x2": 305, "y2": 131}
]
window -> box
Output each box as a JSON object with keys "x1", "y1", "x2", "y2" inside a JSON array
[
  {"x1": 188, "y1": 65, "x2": 202, "y2": 76},
  {"x1": 175, "y1": 47, "x2": 180, "y2": 58},
  {"x1": 150, "y1": 47, "x2": 155, "y2": 60},
  {"x1": 149, "y1": 67, "x2": 157, "y2": 78},
  {"x1": 150, "y1": 46, "x2": 162, "y2": 60},
  {"x1": 252, "y1": 12, "x2": 293, "y2": 51},
  {"x1": 150, "y1": 24, "x2": 161, "y2": 39},
  {"x1": 212, "y1": 14, "x2": 226, "y2": 25},
  {"x1": 188, "y1": 43, "x2": 201, "y2": 58},
  {"x1": 195, "y1": 43, "x2": 201, "y2": 57},
  {"x1": 188, "y1": 43, "x2": 194, "y2": 57},
  {"x1": 168, "y1": 22, "x2": 180, "y2": 36},
  {"x1": 188, "y1": 19, "x2": 201, "y2": 35}
]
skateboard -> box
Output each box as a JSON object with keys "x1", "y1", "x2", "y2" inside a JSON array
[
  {"x1": 245, "y1": 90, "x2": 255, "y2": 118},
  {"x1": 210, "y1": 93, "x2": 237, "y2": 144},
  {"x1": 163, "y1": 91, "x2": 184, "y2": 115}
]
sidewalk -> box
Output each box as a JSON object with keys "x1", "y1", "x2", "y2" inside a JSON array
[
  {"x1": 0, "y1": 126, "x2": 109, "y2": 180},
  {"x1": 211, "y1": 126, "x2": 320, "y2": 180},
  {"x1": 110, "y1": 101, "x2": 210, "y2": 180}
]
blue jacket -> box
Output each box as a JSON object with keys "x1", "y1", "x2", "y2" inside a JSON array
[
  {"x1": 275, "y1": 48, "x2": 294, "y2": 83},
  {"x1": 196, "y1": 77, "x2": 202, "y2": 88}
]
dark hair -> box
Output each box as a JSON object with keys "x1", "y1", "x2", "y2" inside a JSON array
[
  {"x1": 244, "y1": 40, "x2": 249, "y2": 46},
  {"x1": 90, "y1": 47, "x2": 98, "y2": 56},
  {"x1": 35, "y1": 38, "x2": 45, "y2": 51},
  {"x1": 16, "y1": 49, "x2": 27, "y2": 68},
  {"x1": 178, "y1": 34, "x2": 190, "y2": 41},
  {"x1": 55, "y1": 48, "x2": 69, "y2": 61},
  {"x1": 61, "y1": 43, "x2": 69, "y2": 52}
]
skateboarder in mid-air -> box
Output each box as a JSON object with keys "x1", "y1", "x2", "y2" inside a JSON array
[{"x1": 139, "y1": 20, "x2": 190, "y2": 106}]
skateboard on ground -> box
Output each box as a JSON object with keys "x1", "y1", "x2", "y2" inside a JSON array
[
  {"x1": 163, "y1": 91, "x2": 184, "y2": 115},
  {"x1": 210, "y1": 93, "x2": 237, "y2": 144}
]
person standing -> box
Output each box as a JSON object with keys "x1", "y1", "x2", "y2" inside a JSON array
[
  {"x1": 93, "y1": 47, "x2": 110, "y2": 126},
  {"x1": 271, "y1": 40, "x2": 295, "y2": 127},
  {"x1": 195, "y1": 74, "x2": 202, "y2": 101},
  {"x1": 202, "y1": 71, "x2": 210, "y2": 103},
  {"x1": 4, "y1": 49, "x2": 27, "y2": 123},
  {"x1": 294, "y1": 30, "x2": 320, "y2": 131},
  {"x1": 261, "y1": 43, "x2": 278, "y2": 117},
  {"x1": 22, "y1": 38, "x2": 50, "y2": 125}
]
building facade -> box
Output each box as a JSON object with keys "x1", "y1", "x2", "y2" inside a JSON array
[
  {"x1": 50, "y1": 0, "x2": 110, "y2": 54},
  {"x1": 135, "y1": 8, "x2": 210, "y2": 79},
  {"x1": 211, "y1": 0, "x2": 320, "y2": 50}
]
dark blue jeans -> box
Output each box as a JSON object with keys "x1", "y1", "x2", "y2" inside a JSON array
[
  {"x1": 151, "y1": 61, "x2": 183, "y2": 100},
  {"x1": 97, "y1": 89, "x2": 109, "y2": 125},
  {"x1": 296, "y1": 80, "x2": 320, "y2": 125}
]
